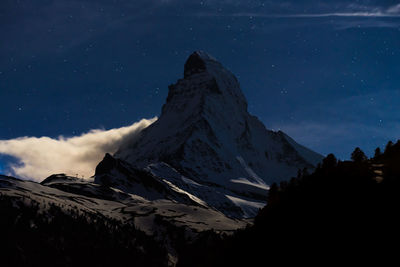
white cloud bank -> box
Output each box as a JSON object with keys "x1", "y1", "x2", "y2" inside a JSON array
[{"x1": 0, "y1": 118, "x2": 157, "y2": 182}]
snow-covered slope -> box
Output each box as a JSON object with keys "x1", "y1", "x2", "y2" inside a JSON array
[
  {"x1": 96, "y1": 51, "x2": 323, "y2": 218},
  {"x1": 0, "y1": 174, "x2": 246, "y2": 263}
]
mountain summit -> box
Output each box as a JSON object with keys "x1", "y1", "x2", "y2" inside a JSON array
[{"x1": 96, "y1": 51, "x2": 323, "y2": 217}]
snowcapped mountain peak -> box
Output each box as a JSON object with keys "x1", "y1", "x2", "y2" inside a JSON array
[
  {"x1": 105, "y1": 51, "x2": 323, "y2": 218},
  {"x1": 164, "y1": 51, "x2": 247, "y2": 117}
]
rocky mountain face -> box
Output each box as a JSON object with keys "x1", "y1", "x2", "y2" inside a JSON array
[{"x1": 95, "y1": 51, "x2": 323, "y2": 218}]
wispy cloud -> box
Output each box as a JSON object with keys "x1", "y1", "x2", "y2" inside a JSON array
[
  {"x1": 387, "y1": 4, "x2": 400, "y2": 14},
  {"x1": 276, "y1": 3, "x2": 400, "y2": 18},
  {"x1": 0, "y1": 118, "x2": 156, "y2": 182},
  {"x1": 201, "y1": 8, "x2": 400, "y2": 19},
  {"x1": 3, "y1": 0, "x2": 399, "y2": 62},
  {"x1": 277, "y1": 12, "x2": 400, "y2": 18},
  {"x1": 194, "y1": 2, "x2": 400, "y2": 25}
]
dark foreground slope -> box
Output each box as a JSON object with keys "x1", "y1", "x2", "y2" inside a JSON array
[
  {"x1": 0, "y1": 189, "x2": 166, "y2": 267},
  {"x1": 0, "y1": 174, "x2": 246, "y2": 266},
  {"x1": 0, "y1": 204, "x2": 164, "y2": 266},
  {"x1": 178, "y1": 142, "x2": 400, "y2": 266}
]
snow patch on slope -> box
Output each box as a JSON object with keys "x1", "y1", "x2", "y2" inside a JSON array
[
  {"x1": 162, "y1": 179, "x2": 208, "y2": 207},
  {"x1": 235, "y1": 156, "x2": 269, "y2": 188},
  {"x1": 181, "y1": 176, "x2": 202, "y2": 187},
  {"x1": 225, "y1": 195, "x2": 265, "y2": 218},
  {"x1": 230, "y1": 178, "x2": 269, "y2": 191}
]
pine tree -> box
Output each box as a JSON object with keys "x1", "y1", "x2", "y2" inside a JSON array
[
  {"x1": 322, "y1": 153, "x2": 337, "y2": 169},
  {"x1": 351, "y1": 147, "x2": 367, "y2": 163},
  {"x1": 384, "y1": 141, "x2": 394, "y2": 155},
  {"x1": 374, "y1": 147, "x2": 382, "y2": 158}
]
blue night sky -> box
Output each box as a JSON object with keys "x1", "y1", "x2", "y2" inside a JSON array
[{"x1": 1, "y1": 0, "x2": 400, "y2": 175}]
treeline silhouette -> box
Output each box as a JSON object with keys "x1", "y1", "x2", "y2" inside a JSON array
[
  {"x1": 178, "y1": 141, "x2": 400, "y2": 266},
  {"x1": 0, "y1": 195, "x2": 167, "y2": 267}
]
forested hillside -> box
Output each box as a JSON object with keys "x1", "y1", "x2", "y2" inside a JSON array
[{"x1": 178, "y1": 141, "x2": 400, "y2": 266}]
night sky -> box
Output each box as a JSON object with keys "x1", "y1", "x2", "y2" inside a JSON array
[{"x1": 1, "y1": 0, "x2": 400, "y2": 176}]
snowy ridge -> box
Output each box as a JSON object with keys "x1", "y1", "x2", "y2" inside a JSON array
[
  {"x1": 279, "y1": 131, "x2": 324, "y2": 166},
  {"x1": 0, "y1": 174, "x2": 244, "y2": 233}
]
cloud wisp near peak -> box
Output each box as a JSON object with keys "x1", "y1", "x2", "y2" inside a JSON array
[{"x1": 0, "y1": 118, "x2": 156, "y2": 182}]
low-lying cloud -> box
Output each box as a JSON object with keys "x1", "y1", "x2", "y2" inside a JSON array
[{"x1": 0, "y1": 118, "x2": 156, "y2": 182}]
